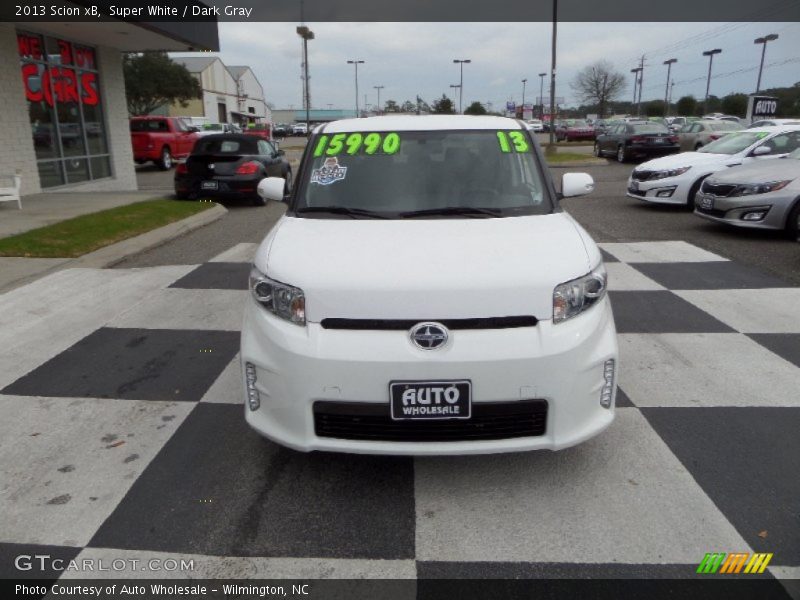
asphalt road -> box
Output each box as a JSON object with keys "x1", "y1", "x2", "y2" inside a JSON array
[{"x1": 124, "y1": 146, "x2": 799, "y2": 286}]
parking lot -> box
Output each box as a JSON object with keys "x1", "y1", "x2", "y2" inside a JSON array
[{"x1": 0, "y1": 137, "x2": 798, "y2": 588}]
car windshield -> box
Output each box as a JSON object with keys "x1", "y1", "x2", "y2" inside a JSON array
[
  {"x1": 698, "y1": 131, "x2": 770, "y2": 154},
  {"x1": 630, "y1": 123, "x2": 669, "y2": 134},
  {"x1": 709, "y1": 121, "x2": 740, "y2": 131},
  {"x1": 193, "y1": 137, "x2": 257, "y2": 155},
  {"x1": 568, "y1": 120, "x2": 588, "y2": 127},
  {"x1": 294, "y1": 129, "x2": 550, "y2": 218}
]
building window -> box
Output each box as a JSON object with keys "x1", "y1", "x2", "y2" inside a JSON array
[{"x1": 18, "y1": 31, "x2": 111, "y2": 188}]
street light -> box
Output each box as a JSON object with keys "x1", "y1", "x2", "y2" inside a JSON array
[
  {"x1": 521, "y1": 78, "x2": 528, "y2": 117},
  {"x1": 702, "y1": 49, "x2": 722, "y2": 114},
  {"x1": 538, "y1": 72, "x2": 546, "y2": 118},
  {"x1": 347, "y1": 59, "x2": 365, "y2": 117},
  {"x1": 630, "y1": 67, "x2": 642, "y2": 115},
  {"x1": 548, "y1": 0, "x2": 558, "y2": 145},
  {"x1": 754, "y1": 34, "x2": 779, "y2": 93},
  {"x1": 663, "y1": 58, "x2": 677, "y2": 117},
  {"x1": 453, "y1": 59, "x2": 471, "y2": 113},
  {"x1": 296, "y1": 26, "x2": 314, "y2": 130},
  {"x1": 373, "y1": 85, "x2": 384, "y2": 114}
]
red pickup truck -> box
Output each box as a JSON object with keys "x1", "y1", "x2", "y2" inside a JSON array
[{"x1": 130, "y1": 117, "x2": 199, "y2": 170}]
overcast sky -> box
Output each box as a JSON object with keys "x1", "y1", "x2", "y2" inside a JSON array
[{"x1": 175, "y1": 21, "x2": 800, "y2": 112}]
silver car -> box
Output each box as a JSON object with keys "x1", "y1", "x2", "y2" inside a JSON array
[
  {"x1": 678, "y1": 119, "x2": 741, "y2": 151},
  {"x1": 694, "y1": 147, "x2": 800, "y2": 237}
]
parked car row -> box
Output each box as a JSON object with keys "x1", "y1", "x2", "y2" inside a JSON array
[{"x1": 624, "y1": 125, "x2": 800, "y2": 237}]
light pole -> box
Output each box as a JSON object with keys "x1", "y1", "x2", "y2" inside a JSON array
[
  {"x1": 453, "y1": 59, "x2": 471, "y2": 114},
  {"x1": 521, "y1": 78, "x2": 527, "y2": 118},
  {"x1": 296, "y1": 26, "x2": 314, "y2": 130},
  {"x1": 548, "y1": 0, "x2": 557, "y2": 146},
  {"x1": 347, "y1": 59, "x2": 365, "y2": 117},
  {"x1": 373, "y1": 85, "x2": 384, "y2": 114},
  {"x1": 630, "y1": 67, "x2": 641, "y2": 115},
  {"x1": 538, "y1": 72, "x2": 546, "y2": 119},
  {"x1": 702, "y1": 49, "x2": 722, "y2": 114},
  {"x1": 754, "y1": 34, "x2": 778, "y2": 92},
  {"x1": 663, "y1": 58, "x2": 677, "y2": 116}
]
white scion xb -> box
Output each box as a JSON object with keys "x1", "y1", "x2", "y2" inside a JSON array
[
  {"x1": 626, "y1": 125, "x2": 800, "y2": 207},
  {"x1": 242, "y1": 115, "x2": 618, "y2": 455}
]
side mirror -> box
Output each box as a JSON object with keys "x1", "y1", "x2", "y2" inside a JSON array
[
  {"x1": 751, "y1": 145, "x2": 772, "y2": 156},
  {"x1": 257, "y1": 177, "x2": 286, "y2": 202},
  {"x1": 561, "y1": 173, "x2": 595, "y2": 198}
]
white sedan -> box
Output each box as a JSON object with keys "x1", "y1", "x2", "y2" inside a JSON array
[
  {"x1": 525, "y1": 119, "x2": 544, "y2": 132},
  {"x1": 626, "y1": 125, "x2": 800, "y2": 206}
]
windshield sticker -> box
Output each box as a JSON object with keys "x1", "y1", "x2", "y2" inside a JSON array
[
  {"x1": 497, "y1": 130, "x2": 530, "y2": 153},
  {"x1": 313, "y1": 132, "x2": 401, "y2": 157},
  {"x1": 310, "y1": 157, "x2": 348, "y2": 185}
]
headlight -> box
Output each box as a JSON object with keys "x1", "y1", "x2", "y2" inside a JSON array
[
  {"x1": 553, "y1": 264, "x2": 607, "y2": 324},
  {"x1": 646, "y1": 166, "x2": 691, "y2": 180},
  {"x1": 730, "y1": 180, "x2": 792, "y2": 196},
  {"x1": 249, "y1": 267, "x2": 306, "y2": 325}
]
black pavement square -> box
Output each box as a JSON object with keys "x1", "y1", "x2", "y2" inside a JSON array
[
  {"x1": 642, "y1": 407, "x2": 800, "y2": 566},
  {"x1": 609, "y1": 291, "x2": 735, "y2": 334},
  {"x1": 0, "y1": 542, "x2": 81, "y2": 579},
  {"x1": 89, "y1": 403, "x2": 416, "y2": 559},
  {"x1": 616, "y1": 387, "x2": 634, "y2": 407},
  {"x1": 169, "y1": 262, "x2": 251, "y2": 290},
  {"x1": 2, "y1": 328, "x2": 240, "y2": 402},
  {"x1": 748, "y1": 334, "x2": 800, "y2": 369},
  {"x1": 630, "y1": 261, "x2": 791, "y2": 290},
  {"x1": 600, "y1": 248, "x2": 620, "y2": 263}
]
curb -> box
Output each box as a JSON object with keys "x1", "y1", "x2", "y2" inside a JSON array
[
  {"x1": 0, "y1": 202, "x2": 227, "y2": 293},
  {"x1": 547, "y1": 159, "x2": 609, "y2": 168}
]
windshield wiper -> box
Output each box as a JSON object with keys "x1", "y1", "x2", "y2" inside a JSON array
[
  {"x1": 294, "y1": 206, "x2": 389, "y2": 219},
  {"x1": 399, "y1": 206, "x2": 503, "y2": 218}
]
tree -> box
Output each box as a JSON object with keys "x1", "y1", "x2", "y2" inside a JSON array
[
  {"x1": 464, "y1": 101, "x2": 487, "y2": 115},
  {"x1": 400, "y1": 100, "x2": 416, "y2": 113},
  {"x1": 676, "y1": 95, "x2": 697, "y2": 117},
  {"x1": 415, "y1": 96, "x2": 431, "y2": 114},
  {"x1": 431, "y1": 94, "x2": 454, "y2": 114},
  {"x1": 644, "y1": 100, "x2": 666, "y2": 117},
  {"x1": 123, "y1": 52, "x2": 202, "y2": 116},
  {"x1": 570, "y1": 60, "x2": 626, "y2": 118},
  {"x1": 721, "y1": 93, "x2": 748, "y2": 117},
  {"x1": 384, "y1": 99, "x2": 400, "y2": 113}
]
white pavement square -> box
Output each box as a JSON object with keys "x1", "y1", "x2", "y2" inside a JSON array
[
  {"x1": 605, "y1": 262, "x2": 666, "y2": 291},
  {"x1": 618, "y1": 333, "x2": 800, "y2": 408},
  {"x1": 0, "y1": 395, "x2": 194, "y2": 547},
  {"x1": 675, "y1": 289, "x2": 800, "y2": 334},
  {"x1": 599, "y1": 241, "x2": 727, "y2": 263},
  {"x1": 414, "y1": 409, "x2": 749, "y2": 564},
  {"x1": 109, "y1": 288, "x2": 249, "y2": 332},
  {"x1": 201, "y1": 354, "x2": 244, "y2": 404}
]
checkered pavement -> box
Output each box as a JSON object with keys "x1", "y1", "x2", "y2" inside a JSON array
[{"x1": 0, "y1": 241, "x2": 798, "y2": 586}]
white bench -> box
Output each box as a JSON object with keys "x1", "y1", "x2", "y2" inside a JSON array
[{"x1": 0, "y1": 175, "x2": 21, "y2": 209}]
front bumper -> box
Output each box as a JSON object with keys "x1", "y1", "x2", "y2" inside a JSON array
[
  {"x1": 240, "y1": 297, "x2": 618, "y2": 455},
  {"x1": 626, "y1": 173, "x2": 694, "y2": 205},
  {"x1": 693, "y1": 191, "x2": 795, "y2": 230}
]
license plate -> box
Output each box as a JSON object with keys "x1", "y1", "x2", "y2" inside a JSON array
[
  {"x1": 652, "y1": 138, "x2": 665, "y2": 143},
  {"x1": 699, "y1": 194, "x2": 714, "y2": 209},
  {"x1": 390, "y1": 380, "x2": 471, "y2": 420},
  {"x1": 201, "y1": 180, "x2": 218, "y2": 190}
]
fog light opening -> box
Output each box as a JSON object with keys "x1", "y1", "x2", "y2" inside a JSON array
[
  {"x1": 656, "y1": 187, "x2": 676, "y2": 198},
  {"x1": 245, "y1": 362, "x2": 260, "y2": 411},
  {"x1": 600, "y1": 359, "x2": 615, "y2": 409},
  {"x1": 741, "y1": 211, "x2": 767, "y2": 221}
]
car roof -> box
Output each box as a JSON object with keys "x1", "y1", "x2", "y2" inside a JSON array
[{"x1": 322, "y1": 115, "x2": 525, "y2": 133}]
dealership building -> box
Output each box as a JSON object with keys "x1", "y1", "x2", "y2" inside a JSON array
[{"x1": 1, "y1": 21, "x2": 218, "y2": 196}]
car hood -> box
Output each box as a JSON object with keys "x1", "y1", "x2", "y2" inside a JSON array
[
  {"x1": 637, "y1": 151, "x2": 733, "y2": 171},
  {"x1": 704, "y1": 158, "x2": 800, "y2": 184},
  {"x1": 254, "y1": 213, "x2": 594, "y2": 322}
]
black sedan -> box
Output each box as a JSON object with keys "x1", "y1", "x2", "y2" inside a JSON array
[
  {"x1": 594, "y1": 121, "x2": 680, "y2": 163},
  {"x1": 174, "y1": 134, "x2": 292, "y2": 205}
]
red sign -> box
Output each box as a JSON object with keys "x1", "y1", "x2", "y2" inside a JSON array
[{"x1": 18, "y1": 33, "x2": 99, "y2": 107}]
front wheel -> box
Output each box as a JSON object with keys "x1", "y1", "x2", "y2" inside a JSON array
[
  {"x1": 617, "y1": 145, "x2": 627, "y2": 163},
  {"x1": 158, "y1": 147, "x2": 172, "y2": 170},
  {"x1": 283, "y1": 168, "x2": 293, "y2": 197},
  {"x1": 695, "y1": 143, "x2": 703, "y2": 151},
  {"x1": 594, "y1": 142, "x2": 603, "y2": 157},
  {"x1": 785, "y1": 200, "x2": 800, "y2": 240}
]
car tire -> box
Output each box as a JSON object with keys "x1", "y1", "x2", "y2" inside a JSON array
[
  {"x1": 694, "y1": 143, "x2": 703, "y2": 151},
  {"x1": 594, "y1": 142, "x2": 603, "y2": 157},
  {"x1": 687, "y1": 176, "x2": 709, "y2": 210},
  {"x1": 785, "y1": 199, "x2": 800, "y2": 240},
  {"x1": 283, "y1": 168, "x2": 293, "y2": 197},
  {"x1": 617, "y1": 145, "x2": 627, "y2": 163},
  {"x1": 158, "y1": 147, "x2": 172, "y2": 170},
  {"x1": 252, "y1": 194, "x2": 266, "y2": 207},
  {"x1": 174, "y1": 191, "x2": 189, "y2": 200}
]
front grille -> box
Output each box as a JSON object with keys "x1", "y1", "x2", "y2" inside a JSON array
[
  {"x1": 313, "y1": 400, "x2": 548, "y2": 442},
  {"x1": 701, "y1": 181, "x2": 737, "y2": 197},
  {"x1": 320, "y1": 316, "x2": 538, "y2": 330},
  {"x1": 696, "y1": 206, "x2": 727, "y2": 218}
]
